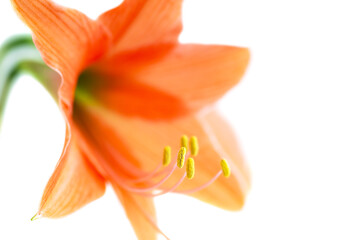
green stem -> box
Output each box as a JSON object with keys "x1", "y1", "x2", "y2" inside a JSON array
[{"x1": 0, "y1": 35, "x2": 60, "y2": 129}]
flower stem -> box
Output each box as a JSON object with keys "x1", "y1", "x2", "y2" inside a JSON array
[{"x1": 0, "y1": 35, "x2": 60, "y2": 129}]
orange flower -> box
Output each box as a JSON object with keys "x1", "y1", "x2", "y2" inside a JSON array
[{"x1": 10, "y1": 0, "x2": 250, "y2": 239}]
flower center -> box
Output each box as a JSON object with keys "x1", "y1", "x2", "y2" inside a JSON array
[{"x1": 73, "y1": 77, "x2": 232, "y2": 197}]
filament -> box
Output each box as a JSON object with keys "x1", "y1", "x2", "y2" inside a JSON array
[
  {"x1": 174, "y1": 170, "x2": 223, "y2": 194},
  {"x1": 126, "y1": 161, "x2": 163, "y2": 184},
  {"x1": 117, "y1": 162, "x2": 178, "y2": 193},
  {"x1": 129, "y1": 193, "x2": 170, "y2": 240}
]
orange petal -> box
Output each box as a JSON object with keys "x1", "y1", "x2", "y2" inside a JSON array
[
  {"x1": 75, "y1": 103, "x2": 250, "y2": 210},
  {"x1": 94, "y1": 44, "x2": 250, "y2": 115},
  {"x1": 38, "y1": 132, "x2": 106, "y2": 218},
  {"x1": 98, "y1": 0, "x2": 182, "y2": 54},
  {"x1": 11, "y1": 0, "x2": 109, "y2": 117},
  {"x1": 112, "y1": 185, "x2": 159, "y2": 240}
]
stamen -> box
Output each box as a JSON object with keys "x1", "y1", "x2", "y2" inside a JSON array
[
  {"x1": 186, "y1": 158, "x2": 195, "y2": 179},
  {"x1": 175, "y1": 160, "x2": 232, "y2": 194},
  {"x1": 128, "y1": 193, "x2": 170, "y2": 240},
  {"x1": 177, "y1": 147, "x2": 186, "y2": 168},
  {"x1": 180, "y1": 135, "x2": 189, "y2": 150},
  {"x1": 151, "y1": 172, "x2": 187, "y2": 197},
  {"x1": 163, "y1": 146, "x2": 171, "y2": 166},
  {"x1": 95, "y1": 133, "x2": 232, "y2": 200},
  {"x1": 175, "y1": 171, "x2": 222, "y2": 194},
  {"x1": 189, "y1": 136, "x2": 199, "y2": 156},
  {"x1": 127, "y1": 162, "x2": 163, "y2": 184},
  {"x1": 220, "y1": 159, "x2": 231, "y2": 178},
  {"x1": 120, "y1": 162, "x2": 178, "y2": 193}
]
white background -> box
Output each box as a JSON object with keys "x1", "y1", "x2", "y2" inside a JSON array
[{"x1": 1, "y1": 0, "x2": 360, "y2": 239}]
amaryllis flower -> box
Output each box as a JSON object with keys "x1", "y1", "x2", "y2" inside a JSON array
[{"x1": 7, "y1": 0, "x2": 251, "y2": 239}]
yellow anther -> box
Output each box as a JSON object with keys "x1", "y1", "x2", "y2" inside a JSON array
[
  {"x1": 189, "y1": 136, "x2": 199, "y2": 156},
  {"x1": 180, "y1": 135, "x2": 189, "y2": 150},
  {"x1": 177, "y1": 147, "x2": 186, "y2": 168},
  {"x1": 163, "y1": 146, "x2": 171, "y2": 166},
  {"x1": 220, "y1": 159, "x2": 231, "y2": 178},
  {"x1": 186, "y1": 158, "x2": 195, "y2": 179}
]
